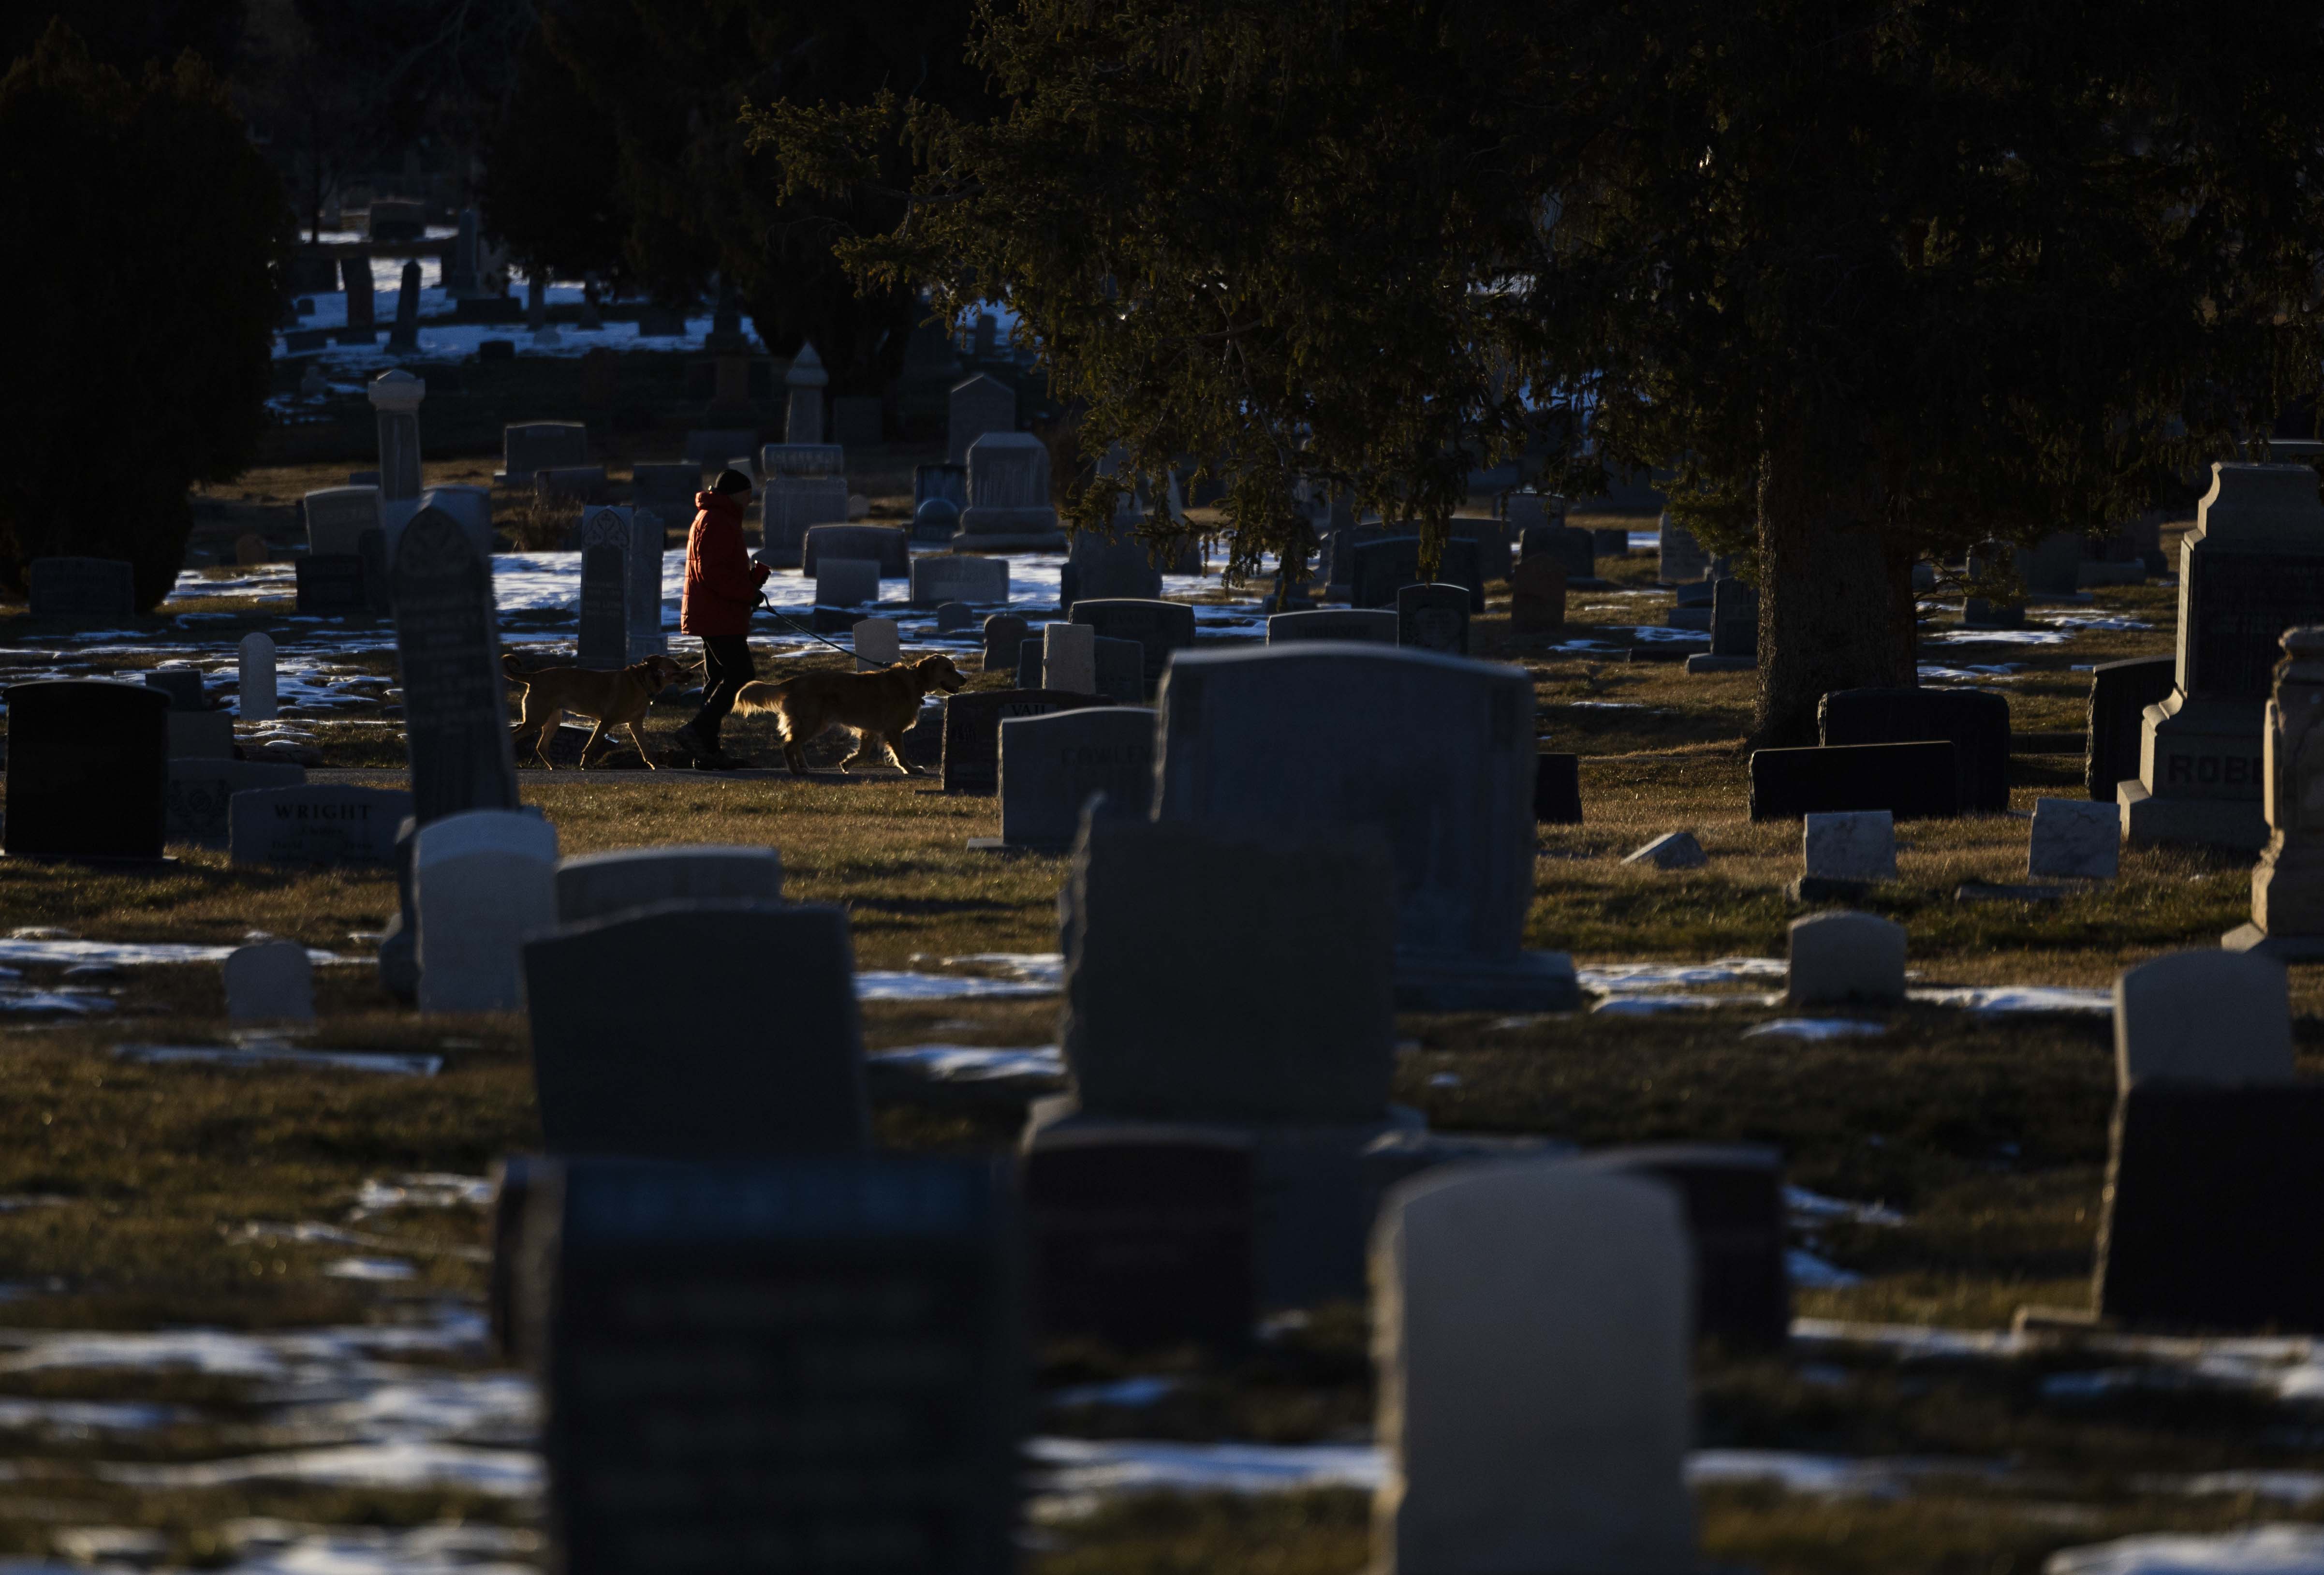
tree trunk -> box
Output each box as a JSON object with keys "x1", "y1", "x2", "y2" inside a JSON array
[{"x1": 1754, "y1": 449, "x2": 1919, "y2": 746}]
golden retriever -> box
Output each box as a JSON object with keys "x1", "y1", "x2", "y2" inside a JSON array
[
  {"x1": 502, "y1": 652, "x2": 688, "y2": 769},
  {"x1": 732, "y1": 653, "x2": 967, "y2": 775}
]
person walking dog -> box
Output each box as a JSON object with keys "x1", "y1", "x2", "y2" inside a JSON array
[{"x1": 671, "y1": 468, "x2": 770, "y2": 768}]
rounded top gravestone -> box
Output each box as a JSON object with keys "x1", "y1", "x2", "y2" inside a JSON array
[{"x1": 368, "y1": 368, "x2": 424, "y2": 412}]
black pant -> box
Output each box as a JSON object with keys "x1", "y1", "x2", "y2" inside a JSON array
[{"x1": 691, "y1": 634, "x2": 756, "y2": 746}]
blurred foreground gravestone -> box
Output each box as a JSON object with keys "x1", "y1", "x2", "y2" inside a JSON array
[{"x1": 3, "y1": 681, "x2": 168, "y2": 860}]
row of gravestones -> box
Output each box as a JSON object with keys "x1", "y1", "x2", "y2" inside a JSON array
[{"x1": 488, "y1": 813, "x2": 1779, "y2": 1572}]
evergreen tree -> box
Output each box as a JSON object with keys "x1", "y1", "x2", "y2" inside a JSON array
[{"x1": 0, "y1": 22, "x2": 288, "y2": 608}]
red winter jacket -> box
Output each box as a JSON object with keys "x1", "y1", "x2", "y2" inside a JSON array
[{"x1": 679, "y1": 490, "x2": 771, "y2": 637}]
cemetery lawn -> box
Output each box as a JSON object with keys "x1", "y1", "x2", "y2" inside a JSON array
[{"x1": 0, "y1": 506, "x2": 2311, "y2": 1569}]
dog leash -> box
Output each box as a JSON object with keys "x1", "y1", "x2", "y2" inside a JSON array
[{"x1": 751, "y1": 595, "x2": 870, "y2": 662}]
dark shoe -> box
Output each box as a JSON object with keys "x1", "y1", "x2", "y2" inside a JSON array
[
  {"x1": 707, "y1": 748, "x2": 754, "y2": 769},
  {"x1": 669, "y1": 722, "x2": 713, "y2": 762}
]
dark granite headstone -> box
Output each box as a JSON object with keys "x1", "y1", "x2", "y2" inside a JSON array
[
  {"x1": 534, "y1": 1156, "x2": 1021, "y2": 1575},
  {"x1": 1581, "y1": 1144, "x2": 1790, "y2": 1350},
  {"x1": 142, "y1": 671, "x2": 208, "y2": 710},
  {"x1": 230, "y1": 784, "x2": 412, "y2": 866},
  {"x1": 1025, "y1": 1133, "x2": 1254, "y2": 1352},
  {"x1": 1710, "y1": 578, "x2": 1760, "y2": 661},
  {"x1": 1015, "y1": 642, "x2": 1043, "y2": 689},
  {"x1": 802, "y1": 525, "x2": 910, "y2": 579},
  {"x1": 164, "y1": 760, "x2": 306, "y2": 846},
  {"x1": 27, "y1": 558, "x2": 136, "y2": 620},
  {"x1": 2022, "y1": 531, "x2": 2088, "y2": 595},
  {"x1": 1510, "y1": 558, "x2": 1566, "y2": 633},
  {"x1": 1534, "y1": 752, "x2": 1582, "y2": 824},
  {"x1": 915, "y1": 462, "x2": 970, "y2": 511},
  {"x1": 1593, "y1": 527, "x2": 1631, "y2": 558},
  {"x1": 1749, "y1": 740, "x2": 1962, "y2": 820},
  {"x1": 2096, "y1": 1084, "x2": 2324, "y2": 1331},
  {"x1": 1092, "y1": 635, "x2": 1145, "y2": 707},
  {"x1": 1352, "y1": 537, "x2": 1484, "y2": 611},
  {"x1": 357, "y1": 530, "x2": 392, "y2": 614},
  {"x1": 1397, "y1": 583, "x2": 1471, "y2": 655},
  {"x1": 2088, "y1": 656, "x2": 2177, "y2": 803},
  {"x1": 1521, "y1": 526, "x2": 1593, "y2": 582},
  {"x1": 577, "y1": 545, "x2": 627, "y2": 670},
  {"x1": 390, "y1": 507, "x2": 520, "y2": 826},
  {"x1": 941, "y1": 689, "x2": 1104, "y2": 794},
  {"x1": 1819, "y1": 687, "x2": 2009, "y2": 813},
  {"x1": 524, "y1": 902, "x2": 870, "y2": 1159},
  {"x1": 2184, "y1": 548, "x2": 2324, "y2": 703},
  {"x1": 3, "y1": 681, "x2": 167, "y2": 859},
  {"x1": 983, "y1": 614, "x2": 1030, "y2": 675},
  {"x1": 1450, "y1": 518, "x2": 1513, "y2": 585},
  {"x1": 1071, "y1": 599, "x2": 1195, "y2": 696},
  {"x1": 996, "y1": 706, "x2": 1156, "y2": 848},
  {"x1": 294, "y1": 554, "x2": 367, "y2": 615}
]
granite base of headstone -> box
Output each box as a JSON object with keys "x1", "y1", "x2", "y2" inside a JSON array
[
  {"x1": 1025, "y1": 1131, "x2": 1255, "y2": 1352},
  {"x1": 1750, "y1": 741, "x2": 1962, "y2": 820}
]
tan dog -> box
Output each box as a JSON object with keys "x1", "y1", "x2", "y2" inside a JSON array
[
  {"x1": 731, "y1": 654, "x2": 967, "y2": 775},
  {"x1": 502, "y1": 652, "x2": 688, "y2": 769}
]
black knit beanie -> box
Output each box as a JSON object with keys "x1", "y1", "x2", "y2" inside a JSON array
[{"x1": 710, "y1": 468, "x2": 751, "y2": 496}]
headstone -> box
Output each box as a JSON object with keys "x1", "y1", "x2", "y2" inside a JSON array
[
  {"x1": 1396, "y1": 583, "x2": 1470, "y2": 655},
  {"x1": 935, "y1": 602, "x2": 976, "y2": 634},
  {"x1": 531, "y1": 465, "x2": 607, "y2": 500},
  {"x1": 390, "y1": 507, "x2": 521, "y2": 826},
  {"x1": 621, "y1": 508, "x2": 666, "y2": 660},
  {"x1": 940, "y1": 689, "x2": 1103, "y2": 793},
  {"x1": 304, "y1": 486, "x2": 381, "y2": 557},
  {"x1": 230, "y1": 784, "x2": 411, "y2": 866},
  {"x1": 681, "y1": 428, "x2": 755, "y2": 470},
  {"x1": 368, "y1": 370, "x2": 424, "y2": 502},
  {"x1": 2123, "y1": 463, "x2": 2324, "y2": 849},
  {"x1": 1525, "y1": 525, "x2": 1594, "y2": 582},
  {"x1": 1062, "y1": 815, "x2": 1396, "y2": 1121},
  {"x1": 814, "y1": 557, "x2": 880, "y2": 608},
  {"x1": 503, "y1": 422, "x2": 590, "y2": 485},
  {"x1": 296, "y1": 554, "x2": 367, "y2": 615},
  {"x1": 365, "y1": 200, "x2": 422, "y2": 242},
  {"x1": 832, "y1": 394, "x2": 883, "y2": 450},
  {"x1": 853, "y1": 617, "x2": 900, "y2": 670},
  {"x1": 142, "y1": 670, "x2": 206, "y2": 710},
  {"x1": 2, "y1": 681, "x2": 167, "y2": 860},
  {"x1": 1786, "y1": 911, "x2": 1907, "y2": 1007},
  {"x1": 993, "y1": 707, "x2": 1156, "y2": 848},
  {"x1": 1534, "y1": 752, "x2": 1582, "y2": 824},
  {"x1": 1623, "y1": 831, "x2": 1705, "y2": 870},
  {"x1": 525, "y1": 272, "x2": 548, "y2": 335},
  {"x1": 913, "y1": 497, "x2": 962, "y2": 543},
  {"x1": 554, "y1": 846, "x2": 783, "y2": 925},
  {"x1": 959, "y1": 432, "x2": 1062, "y2": 545},
  {"x1": 801, "y1": 524, "x2": 909, "y2": 578},
  {"x1": 782, "y1": 340, "x2": 827, "y2": 445},
  {"x1": 2225, "y1": 629, "x2": 2324, "y2": 954},
  {"x1": 238, "y1": 632, "x2": 277, "y2": 721},
  {"x1": 386, "y1": 259, "x2": 420, "y2": 353},
  {"x1": 2087, "y1": 655, "x2": 2177, "y2": 803},
  {"x1": 1062, "y1": 526, "x2": 1163, "y2": 606},
  {"x1": 1804, "y1": 810, "x2": 1897, "y2": 882},
  {"x1": 1070, "y1": 599, "x2": 1195, "y2": 695},
  {"x1": 444, "y1": 208, "x2": 481, "y2": 296},
  {"x1": 405, "y1": 485, "x2": 495, "y2": 559},
  {"x1": 1710, "y1": 577, "x2": 1760, "y2": 661},
  {"x1": 341, "y1": 253, "x2": 374, "y2": 328},
  {"x1": 1657, "y1": 515, "x2": 1711, "y2": 583},
  {"x1": 758, "y1": 443, "x2": 851, "y2": 567},
  {"x1": 1352, "y1": 537, "x2": 1483, "y2": 611},
  {"x1": 1594, "y1": 527, "x2": 1631, "y2": 557},
  {"x1": 947, "y1": 372, "x2": 1015, "y2": 465},
  {"x1": 1025, "y1": 1133, "x2": 1255, "y2": 1351},
  {"x1": 165, "y1": 759, "x2": 304, "y2": 846},
  {"x1": 233, "y1": 532, "x2": 267, "y2": 567},
  {"x1": 1371, "y1": 1163, "x2": 1696, "y2": 1575},
  {"x1": 2029, "y1": 797, "x2": 2119, "y2": 880},
  {"x1": 2113, "y1": 951, "x2": 2293, "y2": 1089},
  {"x1": 1579, "y1": 1145, "x2": 1790, "y2": 1350},
  {"x1": 167, "y1": 710, "x2": 234, "y2": 759},
  {"x1": 2023, "y1": 530, "x2": 2087, "y2": 595},
  {"x1": 912, "y1": 554, "x2": 1009, "y2": 608},
  {"x1": 224, "y1": 940, "x2": 314, "y2": 1022},
  {"x1": 630, "y1": 462, "x2": 700, "y2": 529},
  {"x1": 1455, "y1": 517, "x2": 1514, "y2": 585},
  {"x1": 915, "y1": 462, "x2": 970, "y2": 511},
  {"x1": 1268, "y1": 608, "x2": 1399, "y2": 644},
  {"x1": 1750, "y1": 741, "x2": 1961, "y2": 821},
  {"x1": 524, "y1": 902, "x2": 869, "y2": 1156},
  {"x1": 1509, "y1": 557, "x2": 1567, "y2": 633},
  {"x1": 1153, "y1": 645, "x2": 1575, "y2": 1009},
  {"x1": 1043, "y1": 620, "x2": 1096, "y2": 694},
  {"x1": 2094, "y1": 1082, "x2": 2324, "y2": 1331},
  {"x1": 1820, "y1": 688, "x2": 2010, "y2": 813},
  {"x1": 982, "y1": 614, "x2": 1029, "y2": 675},
  {"x1": 414, "y1": 809, "x2": 558, "y2": 1014},
  {"x1": 532, "y1": 1157, "x2": 1018, "y2": 1571},
  {"x1": 1015, "y1": 643, "x2": 1043, "y2": 689},
  {"x1": 26, "y1": 558, "x2": 135, "y2": 619},
  {"x1": 574, "y1": 509, "x2": 631, "y2": 671},
  {"x1": 1090, "y1": 635, "x2": 1142, "y2": 707}
]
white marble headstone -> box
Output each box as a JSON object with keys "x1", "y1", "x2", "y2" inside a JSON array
[
  {"x1": 1043, "y1": 621, "x2": 1097, "y2": 695},
  {"x1": 223, "y1": 940, "x2": 313, "y2": 1022},
  {"x1": 2029, "y1": 797, "x2": 2119, "y2": 880},
  {"x1": 1803, "y1": 810, "x2": 1896, "y2": 882},
  {"x1": 853, "y1": 617, "x2": 901, "y2": 671},
  {"x1": 1787, "y1": 911, "x2": 1907, "y2": 1007},
  {"x1": 1372, "y1": 1161, "x2": 1695, "y2": 1575},
  {"x1": 413, "y1": 810, "x2": 559, "y2": 1014},
  {"x1": 2114, "y1": 951, "x2": 2293, "y2": 1091}
]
